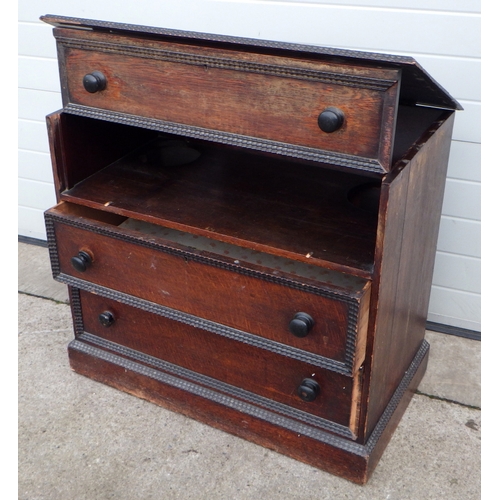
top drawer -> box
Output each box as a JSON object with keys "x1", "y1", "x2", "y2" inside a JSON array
[{"x1": 53, "y1": 27, "x2": 401, "y2": 173}]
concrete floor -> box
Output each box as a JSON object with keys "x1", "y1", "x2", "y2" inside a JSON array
[{"x1": 18, "y1": 241, "x2": 481, "y2": 499}]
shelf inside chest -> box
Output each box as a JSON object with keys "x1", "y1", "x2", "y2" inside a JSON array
[{"x1": 58, "y1": 118, "x2": 381, "y2": 277}]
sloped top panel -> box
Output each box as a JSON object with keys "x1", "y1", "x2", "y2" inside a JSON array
[{"x1": 41, "y1": 14, "x2": 461, "y2": 111}]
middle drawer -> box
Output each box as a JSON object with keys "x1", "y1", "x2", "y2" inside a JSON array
[{"x1": 46, "y1": 203, "x2": 370, "y2": 374}]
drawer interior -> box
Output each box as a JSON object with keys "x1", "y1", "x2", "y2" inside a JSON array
[
  {"x1": 52, "y1": 108, "x2": 447, "y2": 277},
  {"x1": 48, "y1": 201, "x2": 368, "y2": 294}
]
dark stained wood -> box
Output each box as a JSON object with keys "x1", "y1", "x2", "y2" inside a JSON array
[
  {"x1": 45, "y1": 111, "x2": 64, "y2": 201},
  {"x1": 57, "y1": 113, "x2": 155, "y2": 190},
  {"x1": 365, "y1": 343, "x2": 429, "y2": 479},
  {"x1": 54, "y1": 26, "x2": 401, "y2": 170},
  {"x1": 58, "y1": 131, "x2": 379, "y2": 276},
  {"x1": 41, "y1": 14, "x2": 462, "y2": 112},
  {"x1": 68, "y1": 344, "x2": 371, "y2": 482},
  {"x1": 47, "y1": 202, "x2": 370, "y2": 369},
  {"x1": 77, "y1": 289, "x2": 357, "y2": 428},
  {"x1": 67, "y1": 329, "x2": 429, "y2": 484},
  {"x1": 360, "y1": 111, "x2": 454, "y2": 439},
  {"x1": 42, "y1": 15, "x2": 458, "y2": 484}
]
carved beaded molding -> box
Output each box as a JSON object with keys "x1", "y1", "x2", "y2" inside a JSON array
[
  {"x1": 68, "y1": 332, "x2": 429, "y2": 453},
  {"x1": 42, "y1": 14, "x2": 461, "y2": 111},
  {"x1": 74, "y1": 328, "x2": 356, "y2": 441},
  {"x1": 67, "y1": 276, "x2": 349, "y2": 373},
  {"x1": 57, "y1": 35, "x2": 396, "y2": 92},
  {"x1": 70, "y1": 337, "x2": 360, "y2": 445},
  {"x1": 42, "y1": 15, "x2": 416, "y2": 66},
  {"x1": 55, "y1": 26, "x2": 399, "y2": 176},
  {"x1": 63, "y1": 104, "x2": 385, "y2": 175},
  {"x1": 45, "y1": 213, "x2": 363, "y2": 376},
  {"x1": 365, "y1": 340, "x2": 429, "y2": 453}
]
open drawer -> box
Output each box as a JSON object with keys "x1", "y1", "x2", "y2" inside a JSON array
[{"x1": 46, "y1": 202, "x2": 370, "y2": 377}]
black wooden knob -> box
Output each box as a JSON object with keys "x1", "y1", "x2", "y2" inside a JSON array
[
  {"x1": 70, "y1": 251, "x2": 92, "y2": 272},
  {"x1": 98, "y1": 311, "x2": 115, "y2": 327},
  {"x1": 289, "y1": 312, "x2": 315, "y2": 338},
  {"x1": 83, "y1": 71, "x2": 107, "y2": 93},
  {"x1": 297, "y1": 378, "x2": 320, "y2": 402},
  {"x1": 318, "y1": 107, "x2": 344, "y2": 133}
]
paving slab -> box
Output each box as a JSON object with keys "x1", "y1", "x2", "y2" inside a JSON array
[
  {"x1": 420, "y1": 330, "x2": 481, "y2": 408},
  {"x1": 18, "y1": 241, "x2": 68, "y2": 303},
  {"x1": 18, "y1": 293, "x2": 480, "y2": 499}
]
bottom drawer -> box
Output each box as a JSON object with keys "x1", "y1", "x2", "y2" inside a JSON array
[{"x1": 72, "y1": 288, "x2": 362, "y2": 436}]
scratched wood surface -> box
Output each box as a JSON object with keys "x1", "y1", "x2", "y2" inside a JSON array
[
  {"x1": 55, "y1": 26, "x2": 401, "y2": 168},
  {"x1": 77, "y1": 288, "x2": 357, "y2": 427},
  {"x1": 40, "y1": 15, "x2": 457, "y2": 484},
  {"x1": 48, "y1": 202, "x2": 370, "y2": 368},
  {"x1": 63, "y1": 143, "x2": 380, "y2": 276}
]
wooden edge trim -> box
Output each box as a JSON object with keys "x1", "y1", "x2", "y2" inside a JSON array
[
  {"x1": 62, "y1": 103, "x2": 386, "y2": 175},
  {"x1": 64, "y1": 275, "x2": 351, "y2": 375},
  {"x1": 45, "y1": 208, "x2": 367, "y2": 374},
  {"x1": 365, "y1": 340, "x2": 429, "y2": 458},
  {"x1": 66, "y1": 331, "x2": 429, "y2": 483},
  {"x1": 74, "y1": 330, "x2": 356, "y2": 440},
  {"x1": 56, "y1": 34, "x2": 396, "y2": 92}
]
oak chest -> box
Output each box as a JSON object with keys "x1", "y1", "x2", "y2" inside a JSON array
[{"x1": 42, "y1": 14, "x2": 460, "y2": 484}]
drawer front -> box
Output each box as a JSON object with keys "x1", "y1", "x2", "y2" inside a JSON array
[
  {"x1": 46, "y1": 208, "x2": 369, "y2": 375},
  {"x1": 55, "y1": 28, "x2": 400, "y2": 173},
  {"x1": 75, "y1": 288, "x2": 360, "y2": 431}
]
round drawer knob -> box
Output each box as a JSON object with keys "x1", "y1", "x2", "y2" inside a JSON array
[
  {"x1": 297, "y1": 378, "x2": 320, "y2": 402},
  {"x1": 289, "y1": 312, "x2": 315, "y2": 338},
  {"x1": 83, "y1": 71, "x2": 107, "y2": 93},
  {"x1": 317, "y1": 107, "x2": 344, "y2": 133},
  {"x1": 70, "y1": 251, "x2": 93, "y2": 273},
  {"x1": 98, "y1": 311, "x2": 115, "y2": 327}
]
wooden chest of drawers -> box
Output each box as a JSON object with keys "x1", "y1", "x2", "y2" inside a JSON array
[{"x1": 42, "y1": 14, "x2": 460, "y2": 484}]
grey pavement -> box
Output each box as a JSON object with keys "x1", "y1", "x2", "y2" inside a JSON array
[{"x1": 18, "y1": 241, "x2": 481, "y2": 499}]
